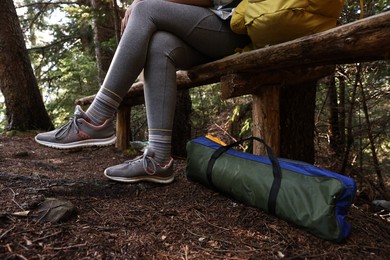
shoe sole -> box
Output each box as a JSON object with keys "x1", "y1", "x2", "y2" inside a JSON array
[
  {"x1": 103, "y1": 171, "x2": 175, "y2": 184},
  {"x1": 35, "y1": 135, "x2": 116, "y2": 149}
]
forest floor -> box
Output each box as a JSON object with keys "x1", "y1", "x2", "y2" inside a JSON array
[{"x1": 0, "y1": 132, "x2": 389, "y2": 259}]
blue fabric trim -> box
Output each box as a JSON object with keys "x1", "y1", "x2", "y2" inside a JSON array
[{"x1": 193, "y1": 137, "x2": 354, "y2": 182}]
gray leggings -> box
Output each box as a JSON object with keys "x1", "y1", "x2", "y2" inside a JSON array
[{"x1": 102, "y1": 0, "x2": 249, "y2": 131}]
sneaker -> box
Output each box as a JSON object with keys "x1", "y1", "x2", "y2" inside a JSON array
[
  {"x1": 35, "y1": 105, "x2": 116, "y2": 149},
  {"x1": 104, "y1": 148, "x2": 174, "y2": 184}
]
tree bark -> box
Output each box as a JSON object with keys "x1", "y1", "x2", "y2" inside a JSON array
[
  {"x1": 279, "y1": 81, "x2": 317, "y2": 164},
  {"x1": 0, "y1": 0, "x2": 53, "y2": 131},
  {"x1": 252, "y1": 86, "x2": 280, "y2": 157}
]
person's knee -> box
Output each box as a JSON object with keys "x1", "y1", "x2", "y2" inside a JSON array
[
  {"x1": 148, "y1": 31, "x2": 186, "y2": 64},
  {"x1": 131, "y1": 0, "x2": 161, "y2": 16}
]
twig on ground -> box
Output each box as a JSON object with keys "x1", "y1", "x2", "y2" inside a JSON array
[
  {"x1": 52, "y1": 243, "x2": 87, "y2": 250},
  {"x1": 32, "y1": 230, "x2": 63, "y2": 243},
  {"x1": 0, "y1": 225, "x2": 16, "y2": 239},
  {"x1": 10, "y1": 188, "x2": 25, "y2": 211},
  {"x1": 12, "y1": 254, "x2": 28, "y2": 260}
]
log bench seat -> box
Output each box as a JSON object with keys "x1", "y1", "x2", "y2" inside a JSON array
[{"x1": 76, "y1": 11, "x2": 390, "y2": 159}]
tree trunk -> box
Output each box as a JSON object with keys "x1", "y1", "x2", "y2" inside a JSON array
[
  {"x1": 341, "y1": 65, "x2": 360, "y2": 174},
  {"x1": 280, "y1": 81, "x2": 317, "y2": 164},
  {"x1": 0, "y1": 0, "x2": 53, "y2": 131},
  {"x1": 90, "y1": 0, "x2": 117, "y2": 84},
  {"x1": 172, "y1": 89, "x2": 192, "y2": 157},
  {"x1": 326, "y1": 74, "x2": 342, "y2": 155},
  {"x1": 337, "y1": 75, "x2": 346, "y2": 146}
]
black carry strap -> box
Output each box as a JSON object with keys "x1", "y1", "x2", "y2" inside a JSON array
[{"x1": 206, "y1": 136, "x2": 282, "y2": 215}]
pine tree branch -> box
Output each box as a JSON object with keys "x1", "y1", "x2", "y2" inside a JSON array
[
  {"x1": 27, "y1": 36, "x2": 78, "y2": 52},
  {"x1": 16, "y1": 1, "x2": 78, "y2": 9}
]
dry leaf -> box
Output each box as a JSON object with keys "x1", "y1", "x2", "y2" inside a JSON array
[{"x1": 34, "y1": 198, "x2": 76, "y2": 223}]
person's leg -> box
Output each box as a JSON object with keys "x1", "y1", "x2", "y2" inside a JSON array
[
  {"x1": 103, "y1": 31, "x2": 210, "y2": 183},
  {"x1": 144, "y1": 31, "x2": 212, "y2": 165},
  {"x1": 95, "y1": 0, "x2": 248, "y2": 166},
  {"x1": 86, "y1": 0, "x2": 249, "y2": 125}
]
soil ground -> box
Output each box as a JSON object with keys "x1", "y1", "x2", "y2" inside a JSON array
[{"x1": 1, "y1": 133, "x2": 389, "y2": 259}]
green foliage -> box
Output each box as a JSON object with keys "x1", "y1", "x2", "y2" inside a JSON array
[
  {"x1": 341, "y1": 0, "x2": 390, "y2": 22},
  {"x1": 230, "y1": 103, "x2": 252, "y2": 137},
  {"x1": 190, "y1": 84, "x2": 227, "y2": 137},
  {"x1": 129, "y1": 105, "x2": 147, "y2": 141},
  {"x1": 44, "y1": 49, "x2": 100, "y2": 126},
  {"x1": 0, "y1": 93, "x2": 5, "y2": 130},
  {"x1": 358, "y1": 61, "x2": 390, "y2": 160},
  {"x1": 315, "y1": 61, "x2": 389, "y2": 191},
  {"x1": 190, "y1": 84, "x2": 252, "y2": 140}
]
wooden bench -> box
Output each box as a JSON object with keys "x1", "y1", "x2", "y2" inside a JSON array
[{"x1": 77, "y1": 11, "x2": 390, "y2": 160}]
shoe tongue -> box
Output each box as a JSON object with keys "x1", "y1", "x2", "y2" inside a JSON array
[
  {"x1": 143, "y1": 148, "x2": 155, "y2": 158},
  {"x1": 74, "y1": 105, "x2": 91, "y2": 122}
]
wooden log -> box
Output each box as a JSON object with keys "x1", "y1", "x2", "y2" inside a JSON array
[
  {"x1": 220, "y1": 66, "x2": 334, "y2": 99},
  {"x1": 182, "y1": 11, "x2": 390, "y2": 84},
  {"x1": 75, "y1": 81, "x2": 145, "y2": 106},
  {"x1": 75, "y1": 95, "x2": 95, "y2": 106},
  {"x1": 119, "y1": 81, "x2": 145, "y2": 106},
  {"x1": 252, "y1": 86, "x2": 280, "y2": 156},
  {"x1": 116, "y1": 106, "x2": 131, "y2": 151}
]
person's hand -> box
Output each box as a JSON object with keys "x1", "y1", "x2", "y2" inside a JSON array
[{"x1": 121, "y1": 0, "x2": 143, "y2": 34}]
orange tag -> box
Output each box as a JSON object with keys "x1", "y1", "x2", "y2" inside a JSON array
[{"x1": 205, "y1": 134, "x2": 227, "y2": 146}]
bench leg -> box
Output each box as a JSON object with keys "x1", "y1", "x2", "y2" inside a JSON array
[
  {"x1": 115, "y1": 106, "x2": 131, "y2": 151},
  {"x1": 252, "y1": 86, "x2": 281, "y2": 156},
  {"x1": 252, "y1": 82, "x2": 316, "y2": 163}
]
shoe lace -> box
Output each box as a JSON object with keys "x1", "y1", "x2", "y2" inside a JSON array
[
  {"x1": 125, "y1": 154, "x2": 157, "y2": 175},
  {"x1": 55, "y1": 115, "x2": 81, "y2": 139},
  {"x1": 143, "y1": 155, "x2": 157, "y2": 175}
]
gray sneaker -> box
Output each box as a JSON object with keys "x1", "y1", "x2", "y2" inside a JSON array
[
  {"x1": 104, "y1": 148, "x2": 174, "y2": 184},
  {"x1": 35, "y1": 105, "x2": 116, "y2": 149}
]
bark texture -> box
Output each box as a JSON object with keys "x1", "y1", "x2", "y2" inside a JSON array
[{"x1": 0, "y1": 0, "x2": 53, "y2": 131}]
